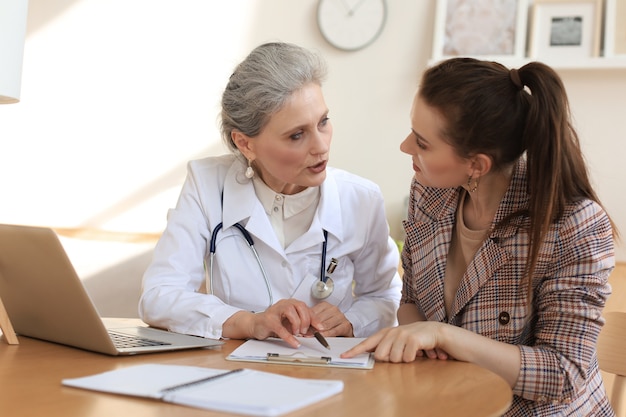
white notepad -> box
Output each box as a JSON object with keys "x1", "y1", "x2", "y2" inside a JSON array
[
  {"x1": 62, "y1": 364, "x2": 343, "y2": 417},
  {"x1": 226, "y1": 337, "x2": 374, "y2": 369}
]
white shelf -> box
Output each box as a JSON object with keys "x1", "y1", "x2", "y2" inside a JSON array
[
  {"x1": 530, "y1": 57, "x2": 626, "y2": 70},
  {"x1": 428, "y1": 56, "x2": 626, "y2": 70}
]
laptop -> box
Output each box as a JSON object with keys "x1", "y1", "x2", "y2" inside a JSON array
[{"x1": 0, "y1": 223, "x2": 223, "y2": 355}]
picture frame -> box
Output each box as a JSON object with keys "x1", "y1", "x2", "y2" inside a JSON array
[
  {"x1": 431, "y1": 0, "x2": 529, "y2": 63},
  {"x1": 603, "y1": 0, "x2": 626, "y2": 57},
  {"x1": 528, "y1": 0, "x2": 603, "y2": 60}
]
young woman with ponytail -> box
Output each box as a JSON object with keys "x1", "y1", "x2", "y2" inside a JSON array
[{"x1": 342, "y1": 58, "x2": 618, "y2": 416}]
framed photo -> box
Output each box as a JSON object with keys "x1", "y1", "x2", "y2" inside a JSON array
[
  {"x1": 528, "y1": 0, "x2": 602, "y2": 59},
  {"x1": 603, "y1": 0, "x2": 626, "y2": 57},
  {"x1": 431, "y1": 0, "x2": 529, "y2": 62}
]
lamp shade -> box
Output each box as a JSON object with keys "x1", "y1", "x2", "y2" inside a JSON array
[{"x1": 0, "y1": 0, "x2": 29, "y2": 104}]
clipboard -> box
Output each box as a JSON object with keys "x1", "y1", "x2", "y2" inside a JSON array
[
  {"x1": 226, "y1": 337, "x2": 375, "y2": 369},
  {"x1": 266, "y1": 352, "x2": 332, "y2": 365}
]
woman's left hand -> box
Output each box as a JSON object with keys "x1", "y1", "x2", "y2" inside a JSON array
[{"x1": 310, "y1": 301, "x2": 353, "y2": 337}]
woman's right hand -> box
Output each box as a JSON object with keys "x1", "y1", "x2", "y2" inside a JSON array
[{"x1": 340, "y1": 322, "x2": 451, "y2": 362}]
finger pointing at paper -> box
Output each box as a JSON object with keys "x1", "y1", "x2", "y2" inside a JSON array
[{"x1": 340, "y1": 324, "x2": 450, "y2": 363}]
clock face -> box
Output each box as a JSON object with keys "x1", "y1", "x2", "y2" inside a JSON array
[{"x1": 317, "y1": 0, "x2": 387, "y2": 51}]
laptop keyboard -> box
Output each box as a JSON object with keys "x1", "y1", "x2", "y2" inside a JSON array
[{"x1": 108, "y1": 331, "x2": 172, "y2": 348}]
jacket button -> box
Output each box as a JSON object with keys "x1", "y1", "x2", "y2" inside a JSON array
[{"x1": 498, "y1": 312, "x2": 510, "y2": 325}]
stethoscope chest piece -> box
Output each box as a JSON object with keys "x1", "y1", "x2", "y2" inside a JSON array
[
  {"x1": 311, "y1": 276, "x2": 334, "y2": 299},
  {"x1": 311, "y1": 257, "x2": 337, "y2": 300}
]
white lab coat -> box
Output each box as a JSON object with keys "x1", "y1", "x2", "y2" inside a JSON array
[{"x1": 139, "y1": 154, "x2": 401, "y2": 339}]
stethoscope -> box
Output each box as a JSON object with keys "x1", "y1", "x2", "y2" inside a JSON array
[{"x1": 208, "y1": 223, "x2": 337, "y2": 308}]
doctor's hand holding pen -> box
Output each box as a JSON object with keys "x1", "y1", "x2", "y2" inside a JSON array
[{"x1": 222, "y1": 299, "x2": 353, "y2": 349}]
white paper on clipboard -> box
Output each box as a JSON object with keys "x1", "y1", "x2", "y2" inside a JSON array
[{"x1": 226, "y1": 337, "x2": 374, "y2": 369}]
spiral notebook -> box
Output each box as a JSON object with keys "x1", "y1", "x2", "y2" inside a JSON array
[{"x1": 62, "y1": 364, "x2": 343, "y2": 417}]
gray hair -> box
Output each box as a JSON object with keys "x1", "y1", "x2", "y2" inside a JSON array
[{"x1": 220, "y1": 42, "x2": 328, "y2": 153}]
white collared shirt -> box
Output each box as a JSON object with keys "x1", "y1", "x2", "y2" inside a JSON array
[{"x1": 252, "y1": 176, "x2": 319, "y2": 248}]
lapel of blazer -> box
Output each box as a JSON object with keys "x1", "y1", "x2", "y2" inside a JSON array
[
  {"x1": 450, "y1": 159, "x2": 529, "y2": 320},
  {"x1": 449, "y1": 234, "x2": 510, "y2": 320},
  {"x1": 405, "y1": 184, "x2": 458, "y2": 323},
  {"x1": 408, "y1": 159, "x2": 529, "y2": 323}
]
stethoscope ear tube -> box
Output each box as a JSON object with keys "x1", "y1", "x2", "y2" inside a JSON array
[
  {"x1": 311, "y1": 230, "x2": 333, "y2": 300},
  {"x1": 209, "y1": 222, "x2": 334, "y2": 304},
  {"x1": 208, "y1": 222, "x2": 273, "y2": 307},
  {"x1": 209, "y1": 223, "x2": 223, "y2": 253}
]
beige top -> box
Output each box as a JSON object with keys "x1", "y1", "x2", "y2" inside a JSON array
[{"x1": 444, "y1": 191, "x2": 489, "y2": 316}]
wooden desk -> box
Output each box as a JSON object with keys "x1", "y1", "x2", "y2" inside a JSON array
[{"x1": 0, "y1": 335, "x2": 512, "y2": 417}]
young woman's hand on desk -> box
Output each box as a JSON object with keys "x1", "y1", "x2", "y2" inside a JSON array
[
  {"x1": 341, "y1": 322, "x2": 521, "y2": 387},
  {"x1": 222, "y1": 299, "x2": 325, "y2": 349},
  {"x1": 340, "y1": 322, "x2": 452, "y2": 362}
]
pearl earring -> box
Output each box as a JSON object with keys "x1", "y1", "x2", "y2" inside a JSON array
[{"x1": 245, "y1": 160, "x2": 254, "y2": 179}]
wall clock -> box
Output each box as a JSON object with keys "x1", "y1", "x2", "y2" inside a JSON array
[{"x1": 317, "y1": 0, "x2": 387, "y2": 51}]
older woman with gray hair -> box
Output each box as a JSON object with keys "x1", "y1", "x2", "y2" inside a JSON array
[{"x1": 139, "y1": 42, "x2": 401, "y2": 348}]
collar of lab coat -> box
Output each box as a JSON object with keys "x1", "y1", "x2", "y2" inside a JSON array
[{"x1": 220, "y1": 159, "x2": 344, "y2": 249}]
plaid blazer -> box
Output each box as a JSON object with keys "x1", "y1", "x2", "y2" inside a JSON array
[{"x1": 401, "y1": 158, "x2": 615, "y2": 416}]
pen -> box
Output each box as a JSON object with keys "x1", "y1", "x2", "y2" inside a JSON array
[
  {"x1": 159, "y1": 368, "x2": 244, "y2": 394},
  {"x1": 313, "y1": 330, "x2": 330, "y2": 350}
]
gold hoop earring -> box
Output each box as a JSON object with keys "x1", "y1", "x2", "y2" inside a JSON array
[
  {"x1": 245, "y1": 159, "x2": 255, "y2": 179},
  {"x1": 467, "y1": 175, "x2": 479, "y2": 193}
]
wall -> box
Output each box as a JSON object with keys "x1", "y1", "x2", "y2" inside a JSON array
[{"x1": 1, "y1": 0, "x2": 625, "y2": 316}]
